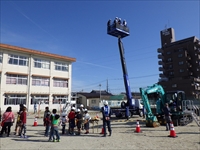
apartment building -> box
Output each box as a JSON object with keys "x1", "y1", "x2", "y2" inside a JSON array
[
  {"x1": 158, "y1": 28, "x2": 200, "y2": 99},
  {"x1": 0, "y1": 43, "x2": 76, "y2": 111}
]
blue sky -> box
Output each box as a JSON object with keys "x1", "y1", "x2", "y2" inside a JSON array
[{"x1": 1, "y1": 1, "x2": 200, "y2": 94}]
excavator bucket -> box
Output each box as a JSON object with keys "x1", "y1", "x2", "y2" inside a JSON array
[{"x1": 146, "y1": 120, "x2": 160, "y2": 127}]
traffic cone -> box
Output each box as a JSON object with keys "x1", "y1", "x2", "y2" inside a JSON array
[
  {"x1": 135, "y1": 120, "x2": 142, "y2": 133},
  {"x1": 100, "y1": 127, "x2": 104, "y2": 134},
  {"x1": 33, "y1": 117, "x2": 38, "y2": 126},
  {"x1": 168, "y1": 122, "x2": 178, "y2": 138}
]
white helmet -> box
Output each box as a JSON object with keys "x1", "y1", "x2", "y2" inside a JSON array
[
  {"x1": 71, "y1": 107, "x2": 75, "y2": 110},
  {"x1": 80, "y1": 104, "x2": 84, "y2": 107},
  {"x1": 76, "y1": 109, "x2": 80, "y2": 112},
  {"x1": 84, "y1": 108, "x2": 88, "y2": 112},
  {"x1": 104, "y1": 101, "x2": 108, "y2": 105}
]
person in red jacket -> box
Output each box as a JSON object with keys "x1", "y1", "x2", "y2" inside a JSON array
[
  {"x1": 19, "y1": 106, "x2": 27, "y2": 138},
  {"x1": 68, "y1": 107, "x2": 76, "y2": 135}
]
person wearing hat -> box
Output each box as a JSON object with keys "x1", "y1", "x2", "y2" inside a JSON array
[
  {"x1": 83, "y1": 109, "x2": 90, "y2": 134},
  {"x1": 163, "y1": 103, "x2": 172, "y2": 131},
  {"x1": 79, "y1": 104, "x2": 85, "y2": 130},
  {"x1": 75, "y1": 109, "x2": 82, "y2": 135},
  {"x1": 101, "y1": 100, "x2": 112, "y2": 137},
  {"x1": 60, "y1": 113, "x2": 67, "y2": 135},
  {"x1": 68, "y1": 107, "x2": 76, "y2": 135}
]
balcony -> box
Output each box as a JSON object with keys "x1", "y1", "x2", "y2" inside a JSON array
[
  {"x1": 159, "y1": 73, "x2": 166, "y2": 78},
  {"x1": 158, "y1": 54, "x2": 164, "y2": 59},
  {"x1": 159, "y1": 78, "x2": 168, "y2": 82},
  {"x1": 159, "y1": 67, "x2": 165, "y2": 71},
  {"x1": 157, "y1": 48, "x2": 163, "y2": 53},
  {"x1": 158, "y1": 60, "x2": 164, "y2": 65}
]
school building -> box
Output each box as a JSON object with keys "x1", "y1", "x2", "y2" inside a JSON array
[{"x1": 0, "y1": 43, "x2": 76, "y2": 112}]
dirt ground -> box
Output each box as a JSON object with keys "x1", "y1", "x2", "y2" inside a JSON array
[{"x1": 0, "y1": 111, "x2": 199, "y2": 150}]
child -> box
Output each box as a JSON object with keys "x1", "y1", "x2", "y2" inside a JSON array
[
  {"x1": 84, "y1": 109, "x2": 90, "y2": 134},
  {"x1": 44, "y1": 112, "x2": 51, "y2": 137},
  {"x1": 60, "y1": 114, "x2": 67, "y2": 134},
  {"x1": 19, "y1": 106, "x2": 27, "y2": 138},
  {"x1": 68, "y1": 107, "x2": 75, "y2": 135},
  {"x1": 49, "y1": 109, "x2": 60, "y2": 142},
  {"x1": 75, "y1": 109, "x2": 82, "y2": 135}
]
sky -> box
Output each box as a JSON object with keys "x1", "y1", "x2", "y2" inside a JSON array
[{"x1": 1, "y1": 0, "x2": 200, "y2": 94}]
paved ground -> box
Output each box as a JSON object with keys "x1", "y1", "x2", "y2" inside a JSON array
[{"x1": 0, "y1": 111, "x2": 199, "y2": 150}]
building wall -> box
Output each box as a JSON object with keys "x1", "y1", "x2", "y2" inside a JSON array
[
  {"x1": 0, "y1": 44, "x2": 76, "y2": 112},
  {"x1": 158, "y1": 28, "x2": 200, "y2": 99}
]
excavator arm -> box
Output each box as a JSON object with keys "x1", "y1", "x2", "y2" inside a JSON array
[{"x1": 139, "y1": 84, "x2": 164, "y2": 127}]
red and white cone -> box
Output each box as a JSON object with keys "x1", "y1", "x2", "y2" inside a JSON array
[
  {"x1": 168, "y1": 122, "x2": 178, "y2": 138},
  {"x1": 100, "y1": 127, "x2": 104, "y2": 134},
  {"x1": 33, "y1": 117, "x2": 38, "y2": 126},
  {"x1": 135, "y1": 120, "x2": 142, "y2": 133}
]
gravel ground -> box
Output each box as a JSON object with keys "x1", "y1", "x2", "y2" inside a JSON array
[{"x1": 0, "y1": 111, "x2": 199, "y2": 150}]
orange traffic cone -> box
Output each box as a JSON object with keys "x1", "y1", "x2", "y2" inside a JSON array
[
  {"x1": 135, "y1": 120, "x2": 142, "y2": 133},
  {"x1": 33, "y1": 117, "x2": 38, "y2": 126},
  {"x1": 100, "y1": 127, "x2": 104, "y2": 134},
  {"x1": 168, "y1": 122, "x2": 178, "y2": 138}
]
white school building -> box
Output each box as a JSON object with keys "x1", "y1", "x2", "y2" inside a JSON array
[{"x1": 0, "y1": 43, "x2": 76, "y2": 112}]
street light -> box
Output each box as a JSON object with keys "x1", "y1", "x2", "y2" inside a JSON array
[{"x1": 99, "y1": 84, "x2": 101, "y2": 102}]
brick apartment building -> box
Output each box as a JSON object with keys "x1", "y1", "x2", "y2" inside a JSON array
[{"x1": 158, "y1": 28, "x2": 200, "y2": 99}]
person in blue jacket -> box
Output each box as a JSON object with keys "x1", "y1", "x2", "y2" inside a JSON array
[{"x1": 101, "y1": 100, "x2": 112, "y2": 137}]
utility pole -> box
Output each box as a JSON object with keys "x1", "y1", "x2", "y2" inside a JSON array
[{"x1": 99, "y1": 84, "x2": 101, "y2": 102}]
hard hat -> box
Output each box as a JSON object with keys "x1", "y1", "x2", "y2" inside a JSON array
[
  {"x1": 104, "y1": 101, "x2": 108, "y2": 105},
  {"x1": 76, "y1": 109, "x2": 80, "y2": 112},
  {"x1": 80, "y1": 104, "x2": 84, "y2": 107},
  {"x1": 84, "y1": 108, "x2": 88, "y2": 112},
  {"x1": 71, "y1": 107, "x2": 75, "y2": 110}
]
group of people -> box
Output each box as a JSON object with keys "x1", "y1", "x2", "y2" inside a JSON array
[
  {"x1": 0, "y1": 101, "x2": 113, "y2": 140},
  {"x1": 0, "y1": 104, "x2": 27, "y2": 138},
  {"x1": 107, "y1": 17, "x2": 127, "y2": 27},
  {"x1": 42, "y1": 104, "x2": 96, "y2": 142}
]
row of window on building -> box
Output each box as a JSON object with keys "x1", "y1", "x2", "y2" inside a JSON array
[
  {"x1": 0, "y1": 53, "x2": 68, "y2": 71},
  {"x1": 1, "y1": 74, "x2": 68, "y2": 87},
  {"x1": 4, "y1": 94, "x2": 68, "y2": 105}
]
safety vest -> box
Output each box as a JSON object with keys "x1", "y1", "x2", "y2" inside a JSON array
[{"x1": 103, "y1": 106, "x2": 110, "y2": 117}]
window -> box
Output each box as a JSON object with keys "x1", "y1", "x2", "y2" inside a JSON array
[
  {"x1": 0, "y1": 52, "x2": 2, "y2": 63},
  {"x1": 91, "y1": 100, "x2": 96, "y2": 104},
  {"x1": 4, "y1": 94, "x2": 26, "y2": 105},
  {"x1": 32, "y1": 76, "x2": 50, "y2": 86},
  {"x1": 6, "y1": 74, "x2": 27, "y2": 85},
  {"x1": 34, "y1": 58, "x2": 50, "y2": 69},
  {"x1": 55, "y1": 62, "x2": 68, "y2": 71},
  {"x1": 167, "y1": 58, "x2": 172, "y2": 62},
  {"x1": 178, "y1": 54, "x2": 183, "y2": 58},
  {"x1": 31, "y1": 95, "x2": 49, "y2": 104},
  {"x1": 180, "y1": 69, "x2": 184, "y2": 73},
  {"x1": 166, "y1": 51, "x2": 171, "y2": 55},
  {"x1": 53, "y1": 78, "x2": 68, "y2": 87},
  {"x1": 179, "y1": 61, "x2": 184, "y2": 65},
  {"x1": 8, "y1": 54, "x2": 28, "y2": 66},
  {"x1": 172, "y1": 84, "x2": 177, "y2": 88},
  {"x1": 53, "y1": 95, "x2": 68, "y2": 104}
]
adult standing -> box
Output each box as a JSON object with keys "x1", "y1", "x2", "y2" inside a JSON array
[
  {"x1": 0, "y1": 106, "x2": 15, "y2": 137},
  {"x1": 34, "y1": 102, "x2": 37, "y2": 114},
  {"x1": 163, "y1": 103, "x2": 172, "y2": 131},
  {"x1": 101, "y1": 101, "x2": 112, "y2": 137},
  {"x1": 43, "y1": 107, "x2": 50, "y2": 126}
]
